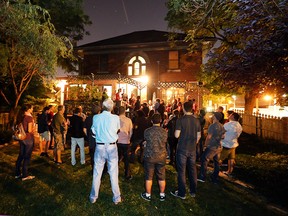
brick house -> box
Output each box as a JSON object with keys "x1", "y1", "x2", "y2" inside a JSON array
[{"x1": 76, "y1": 30, "x2": 203, "y2": 107}]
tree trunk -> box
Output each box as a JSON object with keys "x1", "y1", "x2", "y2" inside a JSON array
[{"x1": 244, "y1": 90, "x2": 257, "y2": 115}]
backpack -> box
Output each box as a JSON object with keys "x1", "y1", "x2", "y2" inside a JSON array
[{"x1": 13, "y1": 123, "x2": 27, "y2": 141}]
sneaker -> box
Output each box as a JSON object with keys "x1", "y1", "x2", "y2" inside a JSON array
[
  {"x1": 190, "y1": 193, "x2": 196, "y2": 198},
  {"x1": 15, "y1": 175, "x2": 22, "y2": 179},
  {"x1": 197, "y1": 178, "x2": 205, "y2": 183},
  {"x1": 22, "y1": 175, "x2": 35, "y2": 181},
  {"x1": 114, "y1": 199, "x2": 122, "y2": 205},
  {"x1": 140, "y1": 192, "x2": 151, "y2": 201},
  {"x1": 170, "y1": 190, "x2": 186, "y2": 200},
  {"x1": 89, "y1": 197, "x2": 96, "y2": 204},
  {"x1": 159, "y1": 194, "x2": 166, "y2": 201}
]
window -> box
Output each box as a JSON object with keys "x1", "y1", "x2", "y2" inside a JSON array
[
  {"x1": 169, "y1": 51, "x2": 179, "y2": 69},
  {"x1": 98, "y1": 55, "x2": 108, "y2": 73},
  {"x1": 128, "y1": 55, "x2": 146, "y2": 76}
]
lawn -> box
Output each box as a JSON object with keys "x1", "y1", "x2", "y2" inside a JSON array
[{"x1": 0, "y1": 134, "x2": 287, "y2": 216}]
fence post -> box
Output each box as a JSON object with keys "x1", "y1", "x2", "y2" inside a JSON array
[{"x1": 282, "y1": 117, "x2": 288, "y2": 144}]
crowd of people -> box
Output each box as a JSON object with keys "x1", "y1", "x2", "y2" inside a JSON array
[{"x1": 14, "y1": 93, "x2": 243, "y2": 204}]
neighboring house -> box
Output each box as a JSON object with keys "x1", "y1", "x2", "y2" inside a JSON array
[{"x1": 76, "y1": 30, "x2": 203, "y2": 105}]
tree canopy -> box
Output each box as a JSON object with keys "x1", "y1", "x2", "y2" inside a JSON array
[
  {"x1": 166, "y1": 0, "x2": 288, "y2": 113},
  {"x1": 0, "y1": 1, "x2": 74, "y2": 111}
]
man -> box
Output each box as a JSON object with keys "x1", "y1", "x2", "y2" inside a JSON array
[
  {"x1": 84, "y1": 104, "x2": 101, "y2": 172},
  {"x1": 70, "y1": 107, "x2": 86, "y2": 166},
  {"x1": 170, "y1": 101, "x2": 201, "y2": 199},
  {"x1": 198, "y1": 112, "x2": 225, "y2": 184},
  {"x1": 165, "y1": 109, "x2": 179, "y2": 166},
  {"x1": 217, "y1": 106, "x2": 225, "y2": 124},
  {"x1": 115, "y1": 88, "x2": 122, "y2": 108},
  {"x1": 51, "y1": 105, "x2": 67, "y2": 165},
  {"x1": 37, "y1": 106, "x2": 50, "y2": 157},
  {"x1": 47, "y1": 105, "x2": 54, "y2": 149},
  {"x1": 117, "y1": 106, "x2": 133, "y2": 180},
  {"x1": 220, "y1": 112, "x2": 242, "y2": 176},
  {"x1": 141, "y1": 113, "x2": 168, "y2": 202},
  {"x1": 89, "y1": 99, "x2": 121, "y2": 205}
]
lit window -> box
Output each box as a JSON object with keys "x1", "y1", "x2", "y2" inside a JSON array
[
  {"x1": 128, "y1": 55, "x2": 146, "y2": 76},
  {"x1": 169, "y1": 51, "x2": 179, "y2": 69}
]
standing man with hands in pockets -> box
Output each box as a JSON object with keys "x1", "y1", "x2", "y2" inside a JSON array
[{"x1": 89, "y1": 99, "x2": 122, "y2": 205}]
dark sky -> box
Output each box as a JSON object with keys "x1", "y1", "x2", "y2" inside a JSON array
[{"x1": 79, "y1": 0, "x2": 169, "y2": 45}]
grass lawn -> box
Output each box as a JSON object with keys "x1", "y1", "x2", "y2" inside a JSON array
[{"x1": 0, "y1": 134, "x2": 287, "y2": 216}]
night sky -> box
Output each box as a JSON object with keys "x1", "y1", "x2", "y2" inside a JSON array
[{"x1": 79, "y1": 0, "x2": 168, "y2": 45}]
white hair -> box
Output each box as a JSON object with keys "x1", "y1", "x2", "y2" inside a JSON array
[{"x1": 102, "y1": 99, "x2": 114, "y2": 111}]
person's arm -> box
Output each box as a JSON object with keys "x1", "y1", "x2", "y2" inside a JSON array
[
  {"x1": 196, "y1": 131, "x2": 201, "y2": 143},
  {"x1": 28, "y1": 122, "x2": 34, "y2": 133},
  {"x1": 175, "y1": 129, "x2": 180, "y2": 138},
  {"x1": 204, "y1": 133, "x2": 212, "y2": 147}
]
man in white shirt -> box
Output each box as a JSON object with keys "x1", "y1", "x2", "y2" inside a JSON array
[
  {"x1": 220, "y1": 112, "x2": 243, "y2": 175},
  {"x1": 89, "y1": 99, "x2": 121, "y2": 205}
]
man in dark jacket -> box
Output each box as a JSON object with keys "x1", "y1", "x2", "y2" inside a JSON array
[{"x1": 70, "y1": 107, "x2": 86, "y2": 166}]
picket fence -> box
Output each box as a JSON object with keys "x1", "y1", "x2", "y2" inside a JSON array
[{"x1": 235, "y1": 110, "x2": 288, "y2": 144}]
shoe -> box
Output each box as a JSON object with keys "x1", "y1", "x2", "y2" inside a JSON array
[
  {"x1": 159, "y1": 194, "x2": 166, "y2": 201},
  {"x1": 40, "y1": 152, "x2": 45, "y2": 156},
  {"x1": 190, "y1": 193, "x2": 196, "y2": 198},
  {"x1": 170, "y1": 190, "x2": 186, "y2": 200},
  {"x1": 197, "y1": 178, "x2": 205, "y2": 183},
  {"x1": 44, "y1": 152, "x2": 49, "y2": 157},
  {"x1": 140, "y1": 192, "x2": 151, "y2": 201},
  {"x1": 22, "y1": 175, "x2": 35, "y2": 181},
  {"x1": 89, "y1": 197, "x2": 96, "y2": 204},
  {"x1": 15, "y1": 175, "x2": 22, "y2": 179},
  {"x1": 114, "y1": 199, "x2": 122, "y2": 205}
]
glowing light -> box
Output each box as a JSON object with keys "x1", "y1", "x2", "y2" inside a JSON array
[{"x1": 264, "y1": 95, "x2": 272, "y2": 101}]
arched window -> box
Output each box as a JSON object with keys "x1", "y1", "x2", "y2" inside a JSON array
[{"x1": 128, "y1": 55, "x2": 146, "y2": 76}]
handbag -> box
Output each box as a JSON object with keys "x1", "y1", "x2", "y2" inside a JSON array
[{"x1": 13, "y1": 123, "x2": 27, "y2": 141}]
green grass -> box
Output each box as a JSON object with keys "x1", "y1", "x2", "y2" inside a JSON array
[{"x1": 0, "y1": 138, "x2": 286, "y2": 216}]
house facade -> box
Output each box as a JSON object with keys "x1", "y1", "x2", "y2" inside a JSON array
[{"x1": 76, "y1": 30, "x2": 203, "y2": 107}]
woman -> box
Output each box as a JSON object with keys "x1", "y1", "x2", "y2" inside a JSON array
[{"x1": 15, "y1": 104, "x2": 36, "y2": 181}]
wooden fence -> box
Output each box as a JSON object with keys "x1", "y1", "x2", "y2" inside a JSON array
[{"x1": 235, "y1": 110, "x2": 288, "y2": 144}]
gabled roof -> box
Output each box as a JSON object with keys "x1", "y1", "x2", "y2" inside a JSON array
[{"x1": 77, "y1": 30, "x2": 186, "y2": 48}]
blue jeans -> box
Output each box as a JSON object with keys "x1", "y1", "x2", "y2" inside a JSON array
[
  {"x1": 15, "y1": 140, "x2": 34, "y2": 177},
  {"x1": 176, "y1": 151, "x2": 197, "y2": 196},
  {"x1": 199, "y1": 147, "x2": 222, "y2": 182},
  {"x1": 90, "y1": 144, "x2": 121, "y2": 203}
]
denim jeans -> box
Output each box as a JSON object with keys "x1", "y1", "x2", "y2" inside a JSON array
[
  {"x1": 117, "y1": 143, "x2": 130, "y2": 177},
  {"x1": 90, "y1": 144, "x2": 121, "y2": 203},
  {"x1": 199, "y1": 147, "x2": 222, "y2": 182},
  {"x1": 71, "y1": 137, "x2": 85, "y2": 165},
  {"x1": 176, "y1": 151, "x2": 197, "y2": 196},
  {"x1": 15, "y1": 141, "x2": 34, "y2": 177}
]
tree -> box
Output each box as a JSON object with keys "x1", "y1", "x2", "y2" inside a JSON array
[
  {"x1": 29, "y1": 0, "x2": 92, "y2": 72},
  {"x1": 166, "y1": 0, "x2": 288, "y2": 114},
  {"x1": 0, "y1": 1, "x2": 73, "y2": 122}
]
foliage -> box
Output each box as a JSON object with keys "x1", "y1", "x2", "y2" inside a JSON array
[
  {"x1": 166, "y1": 0, "x2": 288, "y2": 113},
  {"x1": 29, "y1": 0, "x2": 92, "y2": 72},
  {"x1": 0, "y1": 1, "x2": 74, "y2": 111}
]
